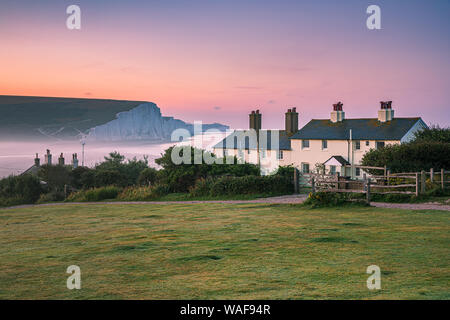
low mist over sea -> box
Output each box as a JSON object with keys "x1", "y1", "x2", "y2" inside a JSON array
[{"x1": 0, "y1": 133, "x2": 225, "y2": 178}]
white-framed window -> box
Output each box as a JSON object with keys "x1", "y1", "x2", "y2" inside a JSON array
[
  {"x1": 302, "y1": 163, "x2": 310, "y2": 173},
  {"x1": 238, "y1": 149, "x2": 244, "y2": 159},
  {"x1": 376, "y1": 141, "x2": 385, "y2": 149},
  {"x1": 277, "y1": 150, "x2": 283, "y2": 160},
  {"x1": 322, "y1": 140, "x2": 328, "y2": 150},
  {"x1": 355, "y1": 140, "x2": 361, "y2": 150},
  {"x1": 355, "y1": 167, "x2": 361, "y2": 176},
  {"x1": 302, "y1": 140, "x2": 310, "y2": 149},
  {"x1": 365, "y1": 141, "x2": 370, "y2": 146},
  {"x1": 261, "y1": 149, "x2": 266, "y2": 158},
  {"x1": 330, "y1": 165, "x2": 336, "y2": 175}
]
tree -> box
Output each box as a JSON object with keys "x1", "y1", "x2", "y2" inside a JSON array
[
  {"x1": 361, "y1": 142, "x2": 450, "y2": 173},
  {"x1": 413, "y1": 125, "x2": 450, "y2": 143},
  {"x1": 138, "y1": 167, "x2": 159, "y2": 186},
  {"x1": 38, "y1": 164, "x2": 72, "y2": 192}
]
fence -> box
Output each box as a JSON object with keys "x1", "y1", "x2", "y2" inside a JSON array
[{"x1": 295, "y1": 168, "x2": 449, "y2": 204}]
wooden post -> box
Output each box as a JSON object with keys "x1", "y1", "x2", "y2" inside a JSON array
[
  {"x1": 442, "y1": 169, "x2": 445, "y2": 190},
  {"x1": 311, "y1": 177, "x2": 316, "y2": 193},
  {"x1": 64, "y1": 184, "x2": 68, "y2": 199},
  {"x1": 335, "y1": 173, "x2": 339, "y2": 190},
  {"x1": 387, "y1": 169, "x2": 391, "y2": 185},
  {"x1": 421, "y1": 170, "x2": 426, "y2": 193},
  {"x1": 366, "y1": 178, "x2": 371, "y2": 205},
  {"x1": 415, "y1": 173, "x2": 419, "y2": 196},
  {"x1": 430, "y1": 168, "x2": 434, "y2": 183},
  {"x1": 293, "y1": 168, "x2": 299, "y2": 194},
  {"x1": 384, "y1": 165, "x2": 387, "y2": 177}
]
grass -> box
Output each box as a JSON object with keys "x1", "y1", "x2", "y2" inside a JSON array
[{"x1": 0, "y1": 203, "x2": 449, "y2": 299}]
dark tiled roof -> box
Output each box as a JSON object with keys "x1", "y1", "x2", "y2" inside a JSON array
[
  {"x1": 21, "y1": 165, "x2": 40, "y2": 176},
  {"x1": 290, "y1": 118, "x2": 422, "y2": 140},
  {"x1": 324, "y1": 156, "x2": 350, "y2": 166},
  {"x1": 213, "y1": 130, "x2": 292, "y2": 150}
]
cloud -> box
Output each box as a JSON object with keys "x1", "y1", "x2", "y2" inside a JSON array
[
  {"x1": 267, "y1": 100, "x2": 276, "y2": 104},
  {"x1": 84, "y1": 92, "x2": 92, "y2": 96},
  {"x1": 213, "y1": 106, "x2": 221, "y2": 110}
]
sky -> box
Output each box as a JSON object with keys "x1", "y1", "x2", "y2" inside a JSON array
[{"x1": 0, "y1": 0, "x2": 449, "y2": 129}]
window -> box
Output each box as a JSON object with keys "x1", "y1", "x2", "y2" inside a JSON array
[
  {"x1": 355, "y1": 167, "x2": 361, "y2": 176},
  {"x1": 238, "y1": 149, "x2": 244, "y2": 159},
  {"x1": 261, "y1": 149, "x2": 266, "y2": 158},
  {"x1": 376, "y1": 141, "x2": 385, "y2": 149},
  {"x1": 302, "y1": 140, "x2": 310, "y2": 149},
  {"x1": 330, "y1": 165, "x2": 336, "y2": 175},
  {"x1": 322, "y1": 140, "x2": 328, "y2": 150},
  {"x1": 302, "y1": 163, "x2": 310, "y2": 173},
  {"x1": 355, "y1": 140, "x2": 361, "y2": 150},
  {"x1": 366, "y1": 141, "x2": 370, "y2": 146},
  {"x1": 277, "y1": 150, "x2": 283, "y2": 160}
]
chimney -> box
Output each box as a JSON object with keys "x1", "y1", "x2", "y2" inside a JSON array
[
  {"x1": 58, "y1": 153, "x2": 65, "y2": 166},
  {"x1": 72, "y1": 153, "x2": 79, "y2": 169},
  {"x1": 285, "y1": 107, "x2": 299, "y2": 135},
  {"x1": 378, "y1": 101, "x2": 394, "y2": 122},
  {"x1": 249, "y1": 109, "x2": 262, "y2": 131},
  {"x1": 34, "y1": 153, "x2": 40, "y2": 167},
  {"x1": 330, "y1": 102, "x2": 345, "y2": 123},
  {"x1": 44, "y1": 149, "x2": 52, "y2": 165}
]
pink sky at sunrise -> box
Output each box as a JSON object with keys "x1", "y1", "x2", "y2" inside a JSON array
[{"x1": 0, "y1": 0, "x2": 449, "y2": 129}]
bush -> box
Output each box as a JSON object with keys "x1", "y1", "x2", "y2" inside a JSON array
[
  {"x1": 137, "y1": 167, "x2": 159, "y2": 186},
  {"x1": 0, "y1": 174, "x2": 43, "y2": 205},
  {"x1": 189, "y1": 175, "x2": 293, "y2": 197},
  {"x1": 66, "y1": 186, "x2": 122, "y2": 202},
  {"x1": 303, "y1": 192, "x2": 353, "y2": 207},
  {"x1": 0, "y1": 196, "x2": 28, "y2": 207},
  {"x1": 36, "y1": 191, "x2": 65, "y2": 204},
  {"x1": 117, "y1": 186, "x2": 154, "y2": 201},
  {"x1": 117, "y1": 184, "x2": 170, "y2": 201},
  {"x1": 361, "y1": 141, "x2": 450, "y2": 173}
]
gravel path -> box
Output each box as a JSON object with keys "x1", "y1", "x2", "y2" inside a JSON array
[
  {"x1": 371, "y1": 202, "x2": 450, "y2": 211},
  {"x1": 1, "y1": 194, "x2": 449, "y2": 211}
]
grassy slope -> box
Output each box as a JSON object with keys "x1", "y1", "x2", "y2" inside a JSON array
[
  {"x1": 0, "y1": 203, "x2": 448, "y2": 299},
  {"x1": 0, "y1": 95, "x2": 147, "y2": 138}
]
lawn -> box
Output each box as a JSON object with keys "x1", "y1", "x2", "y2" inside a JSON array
[{"x1": 0, "y1": 203, "x2": 448, "y2": 299}]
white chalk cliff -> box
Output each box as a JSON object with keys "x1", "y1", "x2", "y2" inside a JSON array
[{"x1": 86, "y1": 103, "x2": 228, "y2": 141}]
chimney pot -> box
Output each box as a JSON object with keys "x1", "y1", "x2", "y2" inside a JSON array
[{"x1": 331, "y1": 102, "x2": 345, "y2": 122}]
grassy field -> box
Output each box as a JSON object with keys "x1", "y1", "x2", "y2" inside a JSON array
[{"x1": 0, "y1": 203, "x2": 449, "y2": 299}]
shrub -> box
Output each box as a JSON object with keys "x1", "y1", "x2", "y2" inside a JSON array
[
  {"x1": 189, "y1": 175, "x2": 293, "y2": 197},
  {"x1": 117, "y1": 184, "x2": 170, "y2": 201},
  {"x1": 303, "y1": 192, "x2": 351, "y2": 207},
  {"x1": 137, "y1": 167, "x2": 159, "y2": 186},
  {"x1": 37, "y1": 164, "x2": 72, "y2": 192},
  {"x1": 36, "y1": 191, "x2": 65, "y2": 204},
  {"x1": 361, "y1": 141, "x2": 450, "y2": 173},
  {"x1": 118, "y1": 186, "x2": 154, "y2": 201},
  {"x1": 67, "y1": 186, "x2": 122, "y2": 202},
  {"x1": 0, "y1": 196, "x2": 28, "y2": 207},
  {"x1": 0, "y1": 174, "x2": 43, "y2": 205}
]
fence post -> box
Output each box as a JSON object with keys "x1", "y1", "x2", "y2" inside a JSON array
[
  {"x1": 366, "y1": 178, "x2": 371, "y2": 205},
  {"x1": 294, "y1": 168, "x2": 299, "y2": 194},
  {"x1": 387, "y1": 169, "x2": 390, "y2": 185},
  {"x1": 335, "y1": 173, "x2": 339, "y2": 190},
  {"x1": 64, "y1": 184, "x2": 68, "y2": 199},
  {"x1": 415, "y1": 173, "x2": 419, "y2": 196},
  {"x1": 311, "y1": 177, "x2": 316, "y2": 193},
  {"x1": 384, "y1": 165, "x2": 387, "y2": 177},
  {"x1": 421, "y1": 170, "x2": 426, "y2": 193},
  {"x1": 430, "y1": 168, "x2": 434, "y2": 183},
  {"x1": 441, "y1": 169, "x2": 445, "y2": 190}
]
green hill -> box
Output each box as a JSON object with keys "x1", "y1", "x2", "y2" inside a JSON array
[{"x1": 0, "y1": 95, "x2": 147, "y2": 140}]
